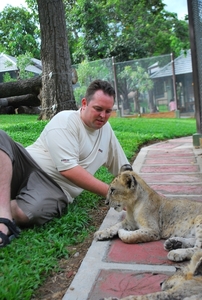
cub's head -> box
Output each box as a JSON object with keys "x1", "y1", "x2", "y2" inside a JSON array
[{"x1": 106, "y1": 164, "x2": 138, "y2": 212}]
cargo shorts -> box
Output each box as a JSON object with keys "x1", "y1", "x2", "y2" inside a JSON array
[{"x1": 0, "y1": 130, "x2": 68, "y2": 225}]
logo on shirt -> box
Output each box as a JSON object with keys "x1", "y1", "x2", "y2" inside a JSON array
[
  {"x1": 61, "y1": 158, "x2": 70, "y2": 162},
  {"x1": 98, "y1": 149, "x2": 103, "y2": 153}
]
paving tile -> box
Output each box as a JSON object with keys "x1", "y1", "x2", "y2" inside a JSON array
[
  {"x1": 146, "y1": 150, "x2": 194, "y2": 158},
  {"x1": 144, "y1": 157, "x2": 196, "y2": 164},
  {"x1": 140, "y1": 165, "x2": 199, "y2": 173},
  {"x1": 147, "y1": 143, "x2": 189, "y2": 149},
  {"x1": 106, "y1": 240, "x2": 174, "y2": 265},
  {"x1": 89, "y1": 270, "x2": 169, "y2": 300},
  {"x1": 140, "y1": 173, "x2": 202, "y2": 183},
  {"x1": 150, "y1": 184, "x2": 202, "y2": 195},
  {"x1": 168, "y1": 137, "x2": 192, "y2": 142}
]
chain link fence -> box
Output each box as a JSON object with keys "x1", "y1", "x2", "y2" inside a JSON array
[{"x1": 73, "y1": 51, "x2": 194, "y2": 117}]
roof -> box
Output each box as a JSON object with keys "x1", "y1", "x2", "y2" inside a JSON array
[
  {"x1": 0, "y1": 53, "x2": 42, "y2": 75},
  {"x1": 150, "y1": 50, "x2": 192, "y2": 78}
]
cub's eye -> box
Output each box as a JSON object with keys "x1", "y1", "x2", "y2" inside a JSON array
[{"x1": 110, "y1": 188, "x2": 115, "y2": 195}]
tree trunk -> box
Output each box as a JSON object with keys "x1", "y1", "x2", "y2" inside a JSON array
[
  {"x1": 36, "y1": 0, "x2": 77, "y2": 120},
  {"x1": 0, "y1": 77, "x2": 42, "y2": 98},
  {"x1": 0, "y1": 94, "x2": 40, "y2": 108},
  {"x1": 17, "y1": 106, "x2": 41, "y2": 114}
]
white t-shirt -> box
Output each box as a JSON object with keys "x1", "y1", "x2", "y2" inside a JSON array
[{"x1": 26, "y1": 110, "x2": 128, "y2": 202}]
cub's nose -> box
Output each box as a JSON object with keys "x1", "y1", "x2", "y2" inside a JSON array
[{"x1": 105, "y1": 198, "x2": 109, "y2": 205}]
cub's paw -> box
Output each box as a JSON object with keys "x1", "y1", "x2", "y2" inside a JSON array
[
  {"x1": 164, "y1": 238, "x2": 182, "y2": 251},
  {"x1": 167, "y1": 249, "x2": 189, "y2": 262},
  {"x1": 94, "y1": 229, "x2": 117, "y2": 241}
]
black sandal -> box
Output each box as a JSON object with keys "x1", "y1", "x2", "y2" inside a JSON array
[{"x1": 0, "y1": 218, "x2": 21, "y2": 248}]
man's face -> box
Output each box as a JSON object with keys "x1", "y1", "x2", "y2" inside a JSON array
[{"x1": 80, "y1": 90, "x2": 114, "y2": 130}]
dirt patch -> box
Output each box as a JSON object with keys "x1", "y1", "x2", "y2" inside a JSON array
[{"x1": 32, "y1": 204, "x2": 109, "y2": 300}]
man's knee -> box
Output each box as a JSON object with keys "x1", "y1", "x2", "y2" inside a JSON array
[
  {"x1": 15, "y1": 196, "x2": 64, "y2": 226},
  {"x1": 11, "y1": 200, "x2": 29, "y2": 225}
]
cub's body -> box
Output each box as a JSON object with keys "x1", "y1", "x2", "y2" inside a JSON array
[{"x1": 94, "y1": 165, "x2": 202, "y2": 262}]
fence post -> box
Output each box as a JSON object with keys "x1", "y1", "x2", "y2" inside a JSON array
[
  {"x1": 187, "y1": 0, "x2": 202, "y2": 146},
  {"x1": 112, "y1": 57, "x2": 121, "y2": 117},
  {"x1": 171, "y1": 53, "x2": 179, "y2": 118}
]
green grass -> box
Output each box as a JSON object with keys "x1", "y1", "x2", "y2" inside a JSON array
[{"x1": 0, "y1": 114, "x2": 196, "y2": 299}]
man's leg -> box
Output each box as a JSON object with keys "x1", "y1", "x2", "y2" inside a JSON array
[
  {"x1": 11, "y1": 200, "x2": 29, "y2": 225},
  {"x1": 0, "y1": 150, "x2": 13, "y2": 236},
  {"x1": 0, "y1": 130, "x2": 68, "y2": 245},
  {"x1": 0, "y1": 150, "x2": 28, "y2": 241}
]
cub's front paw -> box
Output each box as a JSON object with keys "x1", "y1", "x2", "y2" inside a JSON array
[
  {"x1": 94, "y1": 230, "x2": 110, "y2": 241},
  {"x1": 164, "y1": 238, "x2": 182, "y2": 251}
]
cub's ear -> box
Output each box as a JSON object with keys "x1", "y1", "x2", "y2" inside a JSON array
[
  {"x1": 120, "y1": 164, "x2": 133, "y2": 173},
  {"x1": 123, "y1": 173, "x2": 137, "y2": 189},
  {"x1": 193, "y1": 256, "x2": 202, "y2": 276}
]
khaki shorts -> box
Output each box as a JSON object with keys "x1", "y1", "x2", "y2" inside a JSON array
[{"x1": 0, "y1": 130, "x2": 68, "y2": 225}]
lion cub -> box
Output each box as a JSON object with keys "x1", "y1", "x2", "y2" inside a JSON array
[
  {"x1": 94, "y1": 164, "x2": 202, "y2": 262},
  {"x1": 100, "y1": 250, "x2": 202, "y2": 300}
]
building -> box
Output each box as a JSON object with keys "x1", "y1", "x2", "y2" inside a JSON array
[
  {"x1": 0, "y1": 53, "x2": 42, "y2": 82},
  {"x1": 150, "y1": 50, "x2": 194, "y2": 114}
]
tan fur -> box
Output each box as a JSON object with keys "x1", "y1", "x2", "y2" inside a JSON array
[
  {"x1": 94, "y1": 166, "x2": 202, "y2": 262},
  {"x1": 100, "y1": 250, "x2": 202, "y2": 300}
]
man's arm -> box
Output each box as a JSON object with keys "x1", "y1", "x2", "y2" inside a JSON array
[{"x1": 60, "y1": 166, "x2": 109, "y2": 198}]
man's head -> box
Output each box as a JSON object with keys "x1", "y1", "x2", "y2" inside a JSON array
[
  {"x1": 80, "y1": 80, "x2": 115, "y2": 130},
  {"x1": 84, "y1": 79, "x2": 115, "y2": 103}
]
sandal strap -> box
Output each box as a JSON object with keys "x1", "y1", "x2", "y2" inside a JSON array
[
  {"x1": 0, "y1": 218, "x2": 21, "y2": 237},
  {"x1": 0, "y1": 231, "x2": 10, "y2": 246}
]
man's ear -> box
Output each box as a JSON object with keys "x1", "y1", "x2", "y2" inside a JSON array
[{"x1": 81, "y1": 98, "x2": 87, "y2": 108}]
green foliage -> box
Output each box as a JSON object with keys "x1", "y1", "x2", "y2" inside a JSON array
[
  {"x1": 0, "y1": 114, "x2": 196, "y2": 299},
  {"x1": 25, "y1": 0, "x2": 189, "y2": 64},
  {"x1": 123, "y1": 66, "x2": 152, "y2": 90},
  {"x1": 73, "y1": 59, "x2": 113, "y2": 106},
  {"x1": 3, "y1": 72, "x2": 16, "y2": 83},
  {"x1": 16, "y1": 52, "x2": 35, "y2": 79},
  {"x1": 118, "y1": 64, "x2": 154, "y2": 113},
  {"x1": 2, "y1": 52, "x2": 37, "y2": 83},
  {"x1": 0, "y1": 5, "x2": 40, "y2": 58},
  {"x1": 65, "y1": 0, "x2": 190, "y2": 63}
]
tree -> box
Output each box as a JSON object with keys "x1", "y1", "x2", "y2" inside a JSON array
[
  {"x1": 25, "y1": 0, "x2": 190, "y2": 64},
  {"x1": 62, "y1": 0, "x2": 190, "y2": 63},
  {"x1": 103, "y1": 0, "x2": 190, "y2": 61},
  {"x1": 73, "y1": 59, "x2": 112, "y2": 106},
  {"x1": 118, "y1": 65, "x2": 154, "y2": 113},
  {"x1": 0, "y1": 5, "x2": 40, "y2": 58},
  {"x1": 36, "y1": 0, "x2": 77, "y2": 120}
]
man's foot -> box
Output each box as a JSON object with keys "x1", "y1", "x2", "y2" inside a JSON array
[{"x1": 0, "y1": 218, "x2": 21, "y2": 247}]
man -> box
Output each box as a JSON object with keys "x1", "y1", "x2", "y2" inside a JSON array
[{"x1": 0, "y1": 79, "x2": 129, "y2": 247}]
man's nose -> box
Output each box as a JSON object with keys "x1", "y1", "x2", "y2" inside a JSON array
[{"x1": 99, "y1": 111, "x2": 106, "y2": 118}]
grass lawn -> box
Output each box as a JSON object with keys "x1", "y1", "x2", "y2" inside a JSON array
[{"x1": 0, "y1": 114, "x2": 196, "y2": 300}]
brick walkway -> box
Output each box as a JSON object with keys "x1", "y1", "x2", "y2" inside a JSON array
[{"x1": 63, "y1": 136, "x2": 202, "y2": 300}]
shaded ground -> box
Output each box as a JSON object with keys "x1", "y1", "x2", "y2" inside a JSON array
[{"x1": 32, "y1": 204, "x2": 109, "y2": 300}]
